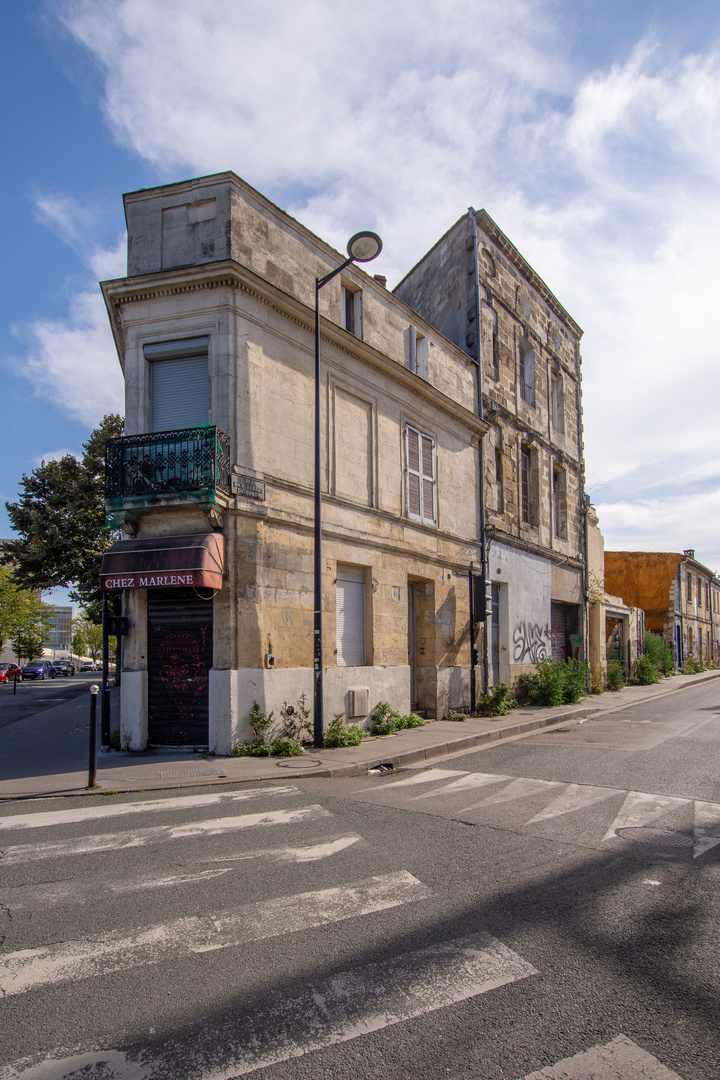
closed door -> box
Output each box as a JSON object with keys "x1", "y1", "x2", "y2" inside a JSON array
[
  {"x1": 147, "y1": 588, "x2": 212, "y2": 746},
  {"x1": 491, "y1": 584, "x2": 500, "y2": 684},
  {"x1": 408, "y1": 583, "x2": 419, "y2": 709}
]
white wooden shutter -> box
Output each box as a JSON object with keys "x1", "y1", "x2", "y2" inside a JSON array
[
  {"x1": 145, "y1": 338, "x2": 209, "y2": 432},
  {"x1": 421, "y1": 434, "x2": 435, "y2": 523},
  {"x1": 336, "y1": 572, "x2": 366, "y2": 666},
  {"x1": 406, "y1": 426, "x2": 421, "y2": 519}
]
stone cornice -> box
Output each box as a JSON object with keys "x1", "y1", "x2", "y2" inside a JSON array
[{"x1": 101, "y1": 261, "x2": 490, "y2": 439}]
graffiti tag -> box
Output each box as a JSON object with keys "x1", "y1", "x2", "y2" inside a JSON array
[{"x1": 513, "y1": 622, "x2": 551, "y2": 663}]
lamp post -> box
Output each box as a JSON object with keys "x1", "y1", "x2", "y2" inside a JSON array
[{"x1": 313, "y1": 231, "x2": 383, "y2": 749}]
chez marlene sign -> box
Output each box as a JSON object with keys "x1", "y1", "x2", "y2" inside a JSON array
[{"x1": 99, "y1": 533, "x2": 225, "y2": 592}]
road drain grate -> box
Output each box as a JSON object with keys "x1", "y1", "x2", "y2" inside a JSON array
[{"x1": 616, "y1": 826, "x2": 695, "y2": 850}]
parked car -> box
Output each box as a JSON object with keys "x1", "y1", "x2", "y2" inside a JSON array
[
  {"x1": 21, "y1": 661, "x2": 57, "y2": 680},
  {"x1": 80, "y1": 661, "x2": 95, "y2": 672},
  {"x1": 0, "y1": 663, "x2": 22, "y2": 684},
  {"x1": 54, "y1": 659, "x2": 76, "y2": 676}
]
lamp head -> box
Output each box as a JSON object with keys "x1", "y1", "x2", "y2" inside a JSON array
[{"x1": 347, "y1": 231, "x2": 383, "y2": 263}]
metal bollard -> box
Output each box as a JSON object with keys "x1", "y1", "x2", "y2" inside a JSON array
[{"x1": 88, "y1": 684, "x2": 99, "y2": 789}]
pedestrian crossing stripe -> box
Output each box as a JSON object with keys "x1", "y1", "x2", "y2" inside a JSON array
[
  {"x1": 364, "y1": 769, "x2": 720, "y2": 857},
  {"x1": 0, "y1": 931, "x2": 537, "y2": 1078}
]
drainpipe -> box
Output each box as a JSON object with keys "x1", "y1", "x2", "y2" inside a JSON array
[{"x1": 467, "y1": 208, "x2": 489, "y2": 698}]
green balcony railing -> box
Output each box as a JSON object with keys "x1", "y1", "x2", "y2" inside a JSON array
[{"x1": 105, "y1": 426, "x2": 231, "y2": 506}]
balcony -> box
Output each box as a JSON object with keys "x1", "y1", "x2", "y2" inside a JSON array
[{"x1": 105, "y1": 426, "x2": 231, "y2": 529}]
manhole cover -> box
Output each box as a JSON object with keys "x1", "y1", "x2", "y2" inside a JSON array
[
  {"x1": 102, "y1": 770, "x2": 228, "y2": 780},
  {"x1": 616, "y1": 826, "x2": 695, "y2": 850}
]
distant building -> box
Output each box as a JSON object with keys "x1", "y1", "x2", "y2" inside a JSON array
[
  {"x1": 44, "y1": 606, "x2": 73, "y2": 656},
  {"x1": 604, "y1": 550, "x2": 720, "y2": 667}
]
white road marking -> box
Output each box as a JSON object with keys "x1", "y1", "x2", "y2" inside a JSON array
[
  {"x1": 0, "y1": 870, "x2": 431, "y2": 997},
  {"x1": 0, "y1": 806, "x2": 332, "y2": 865},
  {"x1": 202, "y1": 836, "x2": 362, "y2": 864},
  {"x1": 525, "y1": 783, "x2": 622, "y2": 824},
  {"x1": 0, "y1": 787, "x2": 298, "y2": 831},
  {"x1": 459, "y1": 777, "x2": 565, "y2": 813},
  {"x1": 1, "y1": 931, "x2": 536, "y2": 1079},
  {"x1": 413, "y1": 772, "x2": 514, "y2": 800},
  {"x1": 520, "y1": 1033, "x2": 684, "y2": 1079},
  {"x1": 601, "y1": 791, "x2": 690, "y2": 842},
  {"x1": 692, "y1": 799, "x2": 720, "y2": 857},
  {"x1": 359, "y1": 767, "x2": 467, "y2": 791}
]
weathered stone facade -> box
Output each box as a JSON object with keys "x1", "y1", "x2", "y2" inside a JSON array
[
  {"x1": 394, "y1": 210, "x2": 586, "y2": 685},
  {"x1": 103, "y1": 173, "x2": 490, "y2": 751}
]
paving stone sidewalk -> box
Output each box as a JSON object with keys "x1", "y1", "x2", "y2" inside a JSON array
[{"x1": 1, "y1": 669, "x2": 719, "y2": 801}]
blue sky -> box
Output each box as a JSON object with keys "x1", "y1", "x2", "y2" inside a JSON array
[{"x1": 2, "y1": 0, "x2": 720, "y2": 608}]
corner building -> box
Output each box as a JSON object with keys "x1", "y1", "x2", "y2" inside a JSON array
[
  {"x1": 394, "y1": 211, "x2": 586, "y2": 687},
  {"x1": 101, "y1": 173, "x2": 491, "y2": 752}
]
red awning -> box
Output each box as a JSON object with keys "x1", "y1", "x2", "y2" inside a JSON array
[{"x1": 100, "y1": 533, "x2": 224, "y2": 591}]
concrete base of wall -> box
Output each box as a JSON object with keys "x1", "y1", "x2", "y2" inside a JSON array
[{"x1": 120, "y1": 670, "x2": 147, "y2": 751}]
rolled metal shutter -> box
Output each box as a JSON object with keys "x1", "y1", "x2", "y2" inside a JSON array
[
  {"x1": 145, "y1": 338, "x2": 209, "y2": 432},
  {"x1": 336, "y1": 572, "x2": 365, "y2": 666}
]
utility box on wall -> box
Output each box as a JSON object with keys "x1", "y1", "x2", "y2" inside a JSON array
[{"x1": 349, "y1": 689, "x2": 369, "y2": 717}]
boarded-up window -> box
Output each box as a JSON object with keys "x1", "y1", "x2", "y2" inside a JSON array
[
  {"x1": 405, "y1": 425, "x2": 436, "y2": 525},
  {"x1": 145, "y1": 337, "x2": 209, "y2": 431},
  {"x1": 334, "y1": 388, "x2": 373, "y2": 505},
  {"x1": 336, "y1": 570, "x2": 366, "y2": 666},
  {"x1": 551, "y1": 374, "x2": 565, "y2": 432},
  {"x1": 519, "y1": 344, "x2": 535, "y2": 407}
]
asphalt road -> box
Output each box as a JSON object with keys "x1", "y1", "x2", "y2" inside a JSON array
[
  {"x1": 0, "y1": 670, "x2": 99, "y2": 730},
  {"x1": 2, "y1": 681, "x2": 720, "y2": 1079}
]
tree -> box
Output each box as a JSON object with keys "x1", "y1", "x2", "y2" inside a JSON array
[
  {"x1": 3, "y1": 415, "x2": 124, "y2": 622},
  {"x1": 0, "y1": 565, "x2": 53, "y2": 657},
  {"x1": 73, "y1": 614, "x2": 104, "y2": 661}
]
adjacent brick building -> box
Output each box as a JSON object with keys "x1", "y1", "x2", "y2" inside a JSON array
[{"x1": 605, "y1": 550, "x2": 720, "y2": 667}]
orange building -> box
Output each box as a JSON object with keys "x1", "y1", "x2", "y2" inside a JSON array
[{"x1": 604, "y1": 550, "x2": 720, "y2": 666}]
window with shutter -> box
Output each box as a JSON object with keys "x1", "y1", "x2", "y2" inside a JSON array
[
  {"x1": 519, "y1": 344, "x2": 535, "y2": 407},
  {"x1": 405, "y1": 424, "x2": 436, "y2": 525},
  {"x1": 145, "y1": 337, "x2": 209, "y2": 432},
  {"x1": 336, "y1": 571, "x2": 366, "y2": 666}
]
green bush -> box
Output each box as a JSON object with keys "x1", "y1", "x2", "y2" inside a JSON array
[
  {"x1": 683, "y1": 656, "x2": 704, "y2": 674},
  {"x1": 443, "y1": 708, "x2": 468, "y2": 722},
  {"x1": 269, "y1": 736, "x2": 303, "y2": 757},
  {"x1": 231, "y1": 702, "x2": 275, "y2": 756},
  {"x1": 606, "y1": 659, "x2": 625, "y2": 691},
  {"x1": 633, "y1": 654, "x2": 659, "y2": 685},
  {"x1": 477, "y1": 683, "x2": 511, "y2": 717},
  {"x1": 516, "y1": 659, "x2": 588, "y2": 707},
  {"x1": 323, "y1": 713, "x2": 366, "y2": 748},
  {"x1": 371, "y1": 701, "x2": 426, "y2": 735},
  {"x1": 644, "y1": 632, "x2": 674, "y2": 675},
  {"x1": 108, "y1": 728, "x2": 121, "y2": 750}
]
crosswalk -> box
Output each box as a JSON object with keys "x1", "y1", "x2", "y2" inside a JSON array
[
  {"x1": 349, "y1": 767, "x2": 720, "y2": 857},
  {"x1": 0, "y1": 782, "x2": 537, "y2": 1079}
]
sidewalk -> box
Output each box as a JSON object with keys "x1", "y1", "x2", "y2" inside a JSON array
[{"x1": 1, "y1": 669, "x2": 719, "y2": 801}]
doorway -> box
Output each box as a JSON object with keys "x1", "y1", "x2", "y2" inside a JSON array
[{"x1": 147, "y1": 588, "x2": 213, "y2": 746}]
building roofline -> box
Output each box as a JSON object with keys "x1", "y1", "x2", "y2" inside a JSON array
[{"x1": 393, "y1": 207, "x2": 583, "y2": 338}]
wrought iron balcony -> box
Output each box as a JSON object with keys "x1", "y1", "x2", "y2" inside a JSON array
[{"x1": 105, "y1": 426, "x2": 231, "y2": 527}]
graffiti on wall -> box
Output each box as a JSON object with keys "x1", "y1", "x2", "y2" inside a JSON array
[
  {"x1": 158, "y1": 632, "x2": 207, "y2": 714},
  {"x1": 513, "y1": 621, "x2": 552, "y2": 663}
]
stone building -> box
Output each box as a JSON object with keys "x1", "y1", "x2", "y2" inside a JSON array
[
  {"x1": 587, "y1": 508, "x2": 644, "y2": 684},
  {"x1": 101, "y1": 173, "x2": 491, "y2": 752},
  {"x1": 605, "y1": 550, "x2": 720, "y2": 667},
  {"x1": 394, "y1": 210, "x2": 586, "y2": 687}
]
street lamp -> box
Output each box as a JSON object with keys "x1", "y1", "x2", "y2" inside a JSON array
[{"x1": 313, "y1": 231, "x2": 383, "y2": 749}]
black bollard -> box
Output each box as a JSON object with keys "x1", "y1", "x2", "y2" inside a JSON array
[{"x1": 88, "y1": 684, "x2": 99, "y2": 789}]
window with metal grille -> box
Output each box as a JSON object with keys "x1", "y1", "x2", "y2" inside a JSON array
[
  {"x1": 405, "y1": 425, "x2": 436, "y2": 525},
  {"x1": 145, "y1": 337, "x2": 209, "y2": 432},
  {"x1": 336, "y1": 570, "x2": 366, "y2": 666},
  {"x1": 519, "y1": 344, "x2": 535, "y2": 406}
]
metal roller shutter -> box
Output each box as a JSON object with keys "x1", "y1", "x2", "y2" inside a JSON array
[
  {"x1": 336, "y1": 572, "x2": 366, "y2": 666},
  {"x1": 145, "y1": 337, "x2": 210, "y2": 432}
]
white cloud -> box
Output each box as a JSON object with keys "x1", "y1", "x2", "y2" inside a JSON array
[
  {"x1": 51, "y1": 0, "x2": 720, "y2": 565},
  {"x1": 12, "y1": 283, "x2": 124, "y2": 427},
  {"x1": 33, "y1": 448, "x2": 80, "y2": 466}
]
